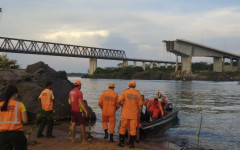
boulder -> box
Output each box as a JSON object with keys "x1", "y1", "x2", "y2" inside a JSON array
[{"x1": 0, "y1": 62, "x2": 96, "y2": 122}]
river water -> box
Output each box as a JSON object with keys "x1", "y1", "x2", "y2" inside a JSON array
[{"x1": 68, "y1": 77, "x2": 240, "y2": 150}]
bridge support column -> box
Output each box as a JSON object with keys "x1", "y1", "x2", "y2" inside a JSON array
[
  {"x1": 238, "y1": 59, "x2": 240, "y2": 71},
  {"x1": 175, "y1": 55, "x2": 179, "y2": 71},
  {"x1": 230, "y1": 58, "x2": 233, "y2": 71},
  {"x1": 165, "y1": 63, "x2": 168, "y2": 69},
  {"x1": 171, "y1": 64, "x2": 175, "y2": 68},
  {"x1": 123, "y1": 60, "x2": 128, "y2": 67},
  {"x1": 89, "y1": 58, "x2": 97, "y2": 75},
  {"x1": 142, "y1": 62, "x2": 146, "y2": 70},
  {"x1": 133, "y1": 61, "x2": 137, "y2": 67},
  {"x1": 181, "y1": 56, "x2": 192, "y2": 73},
  {"x1": 150, "y1": 62, "x2": 153, "y2": 69},
  {"x1": 213, "y1": 57, "x2": 223, "y2": 72},
  {"x1": 158, "y1": 63, "x2": 161, "y2": 68}
]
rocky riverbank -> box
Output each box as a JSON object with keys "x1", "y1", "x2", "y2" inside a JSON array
[{"x1": 0, "y1": 61, "x2": 96, "y2": 122}]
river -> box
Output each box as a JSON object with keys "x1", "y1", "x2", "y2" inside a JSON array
[{"x1": 68, "y1": 77, "x2": 240, "y2": 150}]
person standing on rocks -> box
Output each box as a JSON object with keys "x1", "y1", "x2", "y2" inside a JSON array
[
  {"x1": 118, "y1": 81, "x2": 143, "y2": 148},
  {"x1": 68, "y1": 80, "x2": 88, "y2": 143},
  {"x1": 0, "y1": 85, "x2": 28, "y2": 150},
  {"x1": 37, "y1": 81, "x2": 55, "y2": 138},
  {"x1": 98, "y1": 83, "x2": 119, "y2": 142}
]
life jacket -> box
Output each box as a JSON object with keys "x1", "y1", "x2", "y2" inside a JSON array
[
  {"x1": 0, "y1": 100, "x2": 23, "y2": 131},
  {"x1": 40, "y1": 89, "x2": 54, "y2": 111},
  {"x1": 158, "y1": 97, "x2": 165, "y2": 108}
]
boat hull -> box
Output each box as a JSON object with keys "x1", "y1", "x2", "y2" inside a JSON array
[{"x1": 139, "y1": 109, "x2": 179, "y2": 133}]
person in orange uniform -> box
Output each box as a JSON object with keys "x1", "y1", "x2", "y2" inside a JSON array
[
  {"x1": 0, "y1": 85, "x2": 28, "y2": 150},
  {"x1": 157, "y1": 92, "x2": 168, "y2": 114},
  {"x1": 118, "y1": 80, "x2": 142, "y2": 148},
  {"x1": 147, "y1": 98, "x2": 164, "y2": 121},
  {"x1": 37, "y1": 81, "x2": 55, "y2": 138},
  {"x1": 98, "y1": 83, "x2": 119, "y2": 142},
  {"x1": 68, "y1": 80, "x2": 88, "y2": 143}
]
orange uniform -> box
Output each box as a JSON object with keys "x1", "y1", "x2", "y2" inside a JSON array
[
  {"x1": 0, "y1": 100, "x2": 26, "y2": 131},
  {"x1": 98, "y1": 89, "x2": 119, "y2": 134},
  {"x1": 118, "y1": 88, "x2": 142, "y2": 136},
  {"x1": 147, "y1": 98, "x2": 164, "y2": 118},
  {"x1": 39, "y1": 89, "x2": 54, "y2": 111}
]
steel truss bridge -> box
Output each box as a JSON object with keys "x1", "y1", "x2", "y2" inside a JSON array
[{"x1": 0, "y1": 37, "x2": 176, "y2": 64}]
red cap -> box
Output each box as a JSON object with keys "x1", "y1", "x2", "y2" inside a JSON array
[
  {"x1": 109, "y1": 83, "x2": 115, "y2": 88},
  {"x1": 129, "y1": 80, "x2": 136, "y2": 87},
  {"x1": 74, "y1": 80, "x2": 82, "y2": 86}
]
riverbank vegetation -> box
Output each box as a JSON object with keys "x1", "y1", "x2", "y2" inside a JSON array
[
  {"x1": 91, "y1": 62, "x2": 240, "y2": 81},
  {"x1": 0, "y1": 54, "x2": 19, "y2": 70}
]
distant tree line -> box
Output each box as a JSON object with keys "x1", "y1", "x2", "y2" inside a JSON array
[{"x1": 91, "y1": 62, "x2": 215, "y2": 79}]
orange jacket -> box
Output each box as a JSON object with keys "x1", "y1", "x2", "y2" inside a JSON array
[
  {"x1": 147, "y1": 98, "x2": 164, "y2": 117},
  {"x1": 0, "y1": 100, "x2": 25, "y2": 131},
  {"x1": 118, "y1": 88, "x2": 143, "y2": 120},
  {"x1": 39, "y1": 89, "x2": 54, "y2": 111},
  {"x1": 98, "y1": 89, "x2": 119, "y2": 116}
]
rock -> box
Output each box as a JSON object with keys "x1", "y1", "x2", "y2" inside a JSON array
[
  {"x1": 0, "y1": 62, "x2": 96, "y2": 122},
  {"x1": 26, "y1": 61, "x2": 56, "y2": 74}
]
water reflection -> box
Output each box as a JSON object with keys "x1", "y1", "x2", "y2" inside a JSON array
[{"x1": 68, "y1": 78, "x2": 240, "y2": 150}]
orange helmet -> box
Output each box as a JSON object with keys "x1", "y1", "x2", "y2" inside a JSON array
[
  {"x1": 109, "y1": 83, "x2": 115, "y2": 88},
  {"x1": 129, "y1": 80, "x2": 136, "y2": 87},
  {"x1": 74, "y1": 80, "x2": 82, "y2": 86},
  {"x1": 157, "y1": 92, "x2": 162, "y2": 98}
]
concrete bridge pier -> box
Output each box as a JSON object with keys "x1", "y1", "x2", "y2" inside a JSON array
[
  {"x1": 142, "y1": 62, "x2": 146, "y2": 70},
  {"x1": 238, "y1": 59, "x2": 240, "y2": 71},
  {"x1": 165, "y1": 63, "x2": 168, "y2": 69},
  {"x1": 181, "y1": 56, "x2": 192, "y2": 73},
  {"x1": 133, "y1": 61, "x2": 137, "y2": 67},
  {"x1": 230, "y1": 58, "x2": 233, "y2": 71},
  {"x1": 213, "y1": 57, "x2": 223, "y2": 72},
  {"x1": 150, "y1": 62, "x2": 153, "y2": 69},
  {"x1": 171, "y1": 64, "x2": 175, "y2": 68},
  {"x1": 89, "y1": 58, "x2": 97, "y2": 75},
  {"x1": 158, "y1": 63, "x2": 161, "y2": 68},
  {"x1": 175, "y1": 55, "x2": 179, "y2": 71},
  {"x1": 123, "y1": 60, "x2": 128, "y2": 67}
]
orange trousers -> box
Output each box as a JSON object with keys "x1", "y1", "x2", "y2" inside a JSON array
[
  {"x1": 149, "y1": 107, "x2": 160, "y2": 118},
  {"x1": 119, "y1": 118, "x2": 137, "y2": 136},
  {"x1": 102, "y1": 115, "x2": 116, "y2": 134}
]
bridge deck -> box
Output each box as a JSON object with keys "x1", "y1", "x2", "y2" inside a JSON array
[{"x1": 163, "y1": 39, "x2": 240, "y2": 59}]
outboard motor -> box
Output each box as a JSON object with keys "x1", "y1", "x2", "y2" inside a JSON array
[{"x1": 166, "y1": 103, "x2": 173, "y2": 112}]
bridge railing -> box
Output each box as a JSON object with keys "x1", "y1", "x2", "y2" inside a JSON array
[{"x1": 0, "y1": 37, "x2": 127, "y2": 60}]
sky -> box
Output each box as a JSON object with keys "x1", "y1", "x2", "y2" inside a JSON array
[{"x1": 0, "y1": 0, "x2": 240, "y2": 73}]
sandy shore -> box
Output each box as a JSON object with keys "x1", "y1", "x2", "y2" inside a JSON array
[{"x1": 26, "y1": 121, "x2": 180, "y2": 150}]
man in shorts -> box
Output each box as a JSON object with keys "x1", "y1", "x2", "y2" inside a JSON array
[{"x1": 68, "y1": 80, "x2": 88, "y2": 143}]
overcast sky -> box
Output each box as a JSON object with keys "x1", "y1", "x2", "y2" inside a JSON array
[{"x1": 0, "y1": 0, "x2": 240, "y2": 73}]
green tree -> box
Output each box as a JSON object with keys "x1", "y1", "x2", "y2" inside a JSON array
[{"x1": 0, "y1": 54, "x2": 20, "y2": 70}]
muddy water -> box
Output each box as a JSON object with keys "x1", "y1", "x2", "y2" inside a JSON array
[{"x1": 68, "y1": 77, "x2": 240, "y2": 150}]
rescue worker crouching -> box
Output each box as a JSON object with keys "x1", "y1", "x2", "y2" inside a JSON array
[
  {"x1": 37, "y1": 81, "x2": 55, "y2": 138},
  {"x1": 98, "y1": 83, "x2": 119, "y2": 142},
  {"x1": 68, "y1": 80, "x2": 88, "y2": 143},
  {"x1": 147, "y1": 98, "x2": 164, "y2": 121},
  {"x1": 118, "y1": 80, "x2": 143, "y2": 148},
  {"x1": 0, "y1": 85, "x2": 28, "y2": 150}
]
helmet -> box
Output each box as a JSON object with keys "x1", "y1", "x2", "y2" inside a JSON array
[
  {"x1": 157, "y1": 92, "x2": 162, "y2": 98},
  {"x1": 109, "y1": 83, "x2": 115, "y2": 88},
  {"x1": 74, "y1": 80, "x2": 82, "y2": 86}
]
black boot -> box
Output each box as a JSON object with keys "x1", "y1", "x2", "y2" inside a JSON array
[
  {"x1": 109, "y1": 134, "x2": 114, "y2": 142},
  {"x1": 118, "y1": 134, "x2": 125, "y2": 147},
  {"x1": 129, "y1": 135, "x2": 136, "y2": 148},
  {"x1": 104, "y1": 129, "x2": 109, "y2": 139}
]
